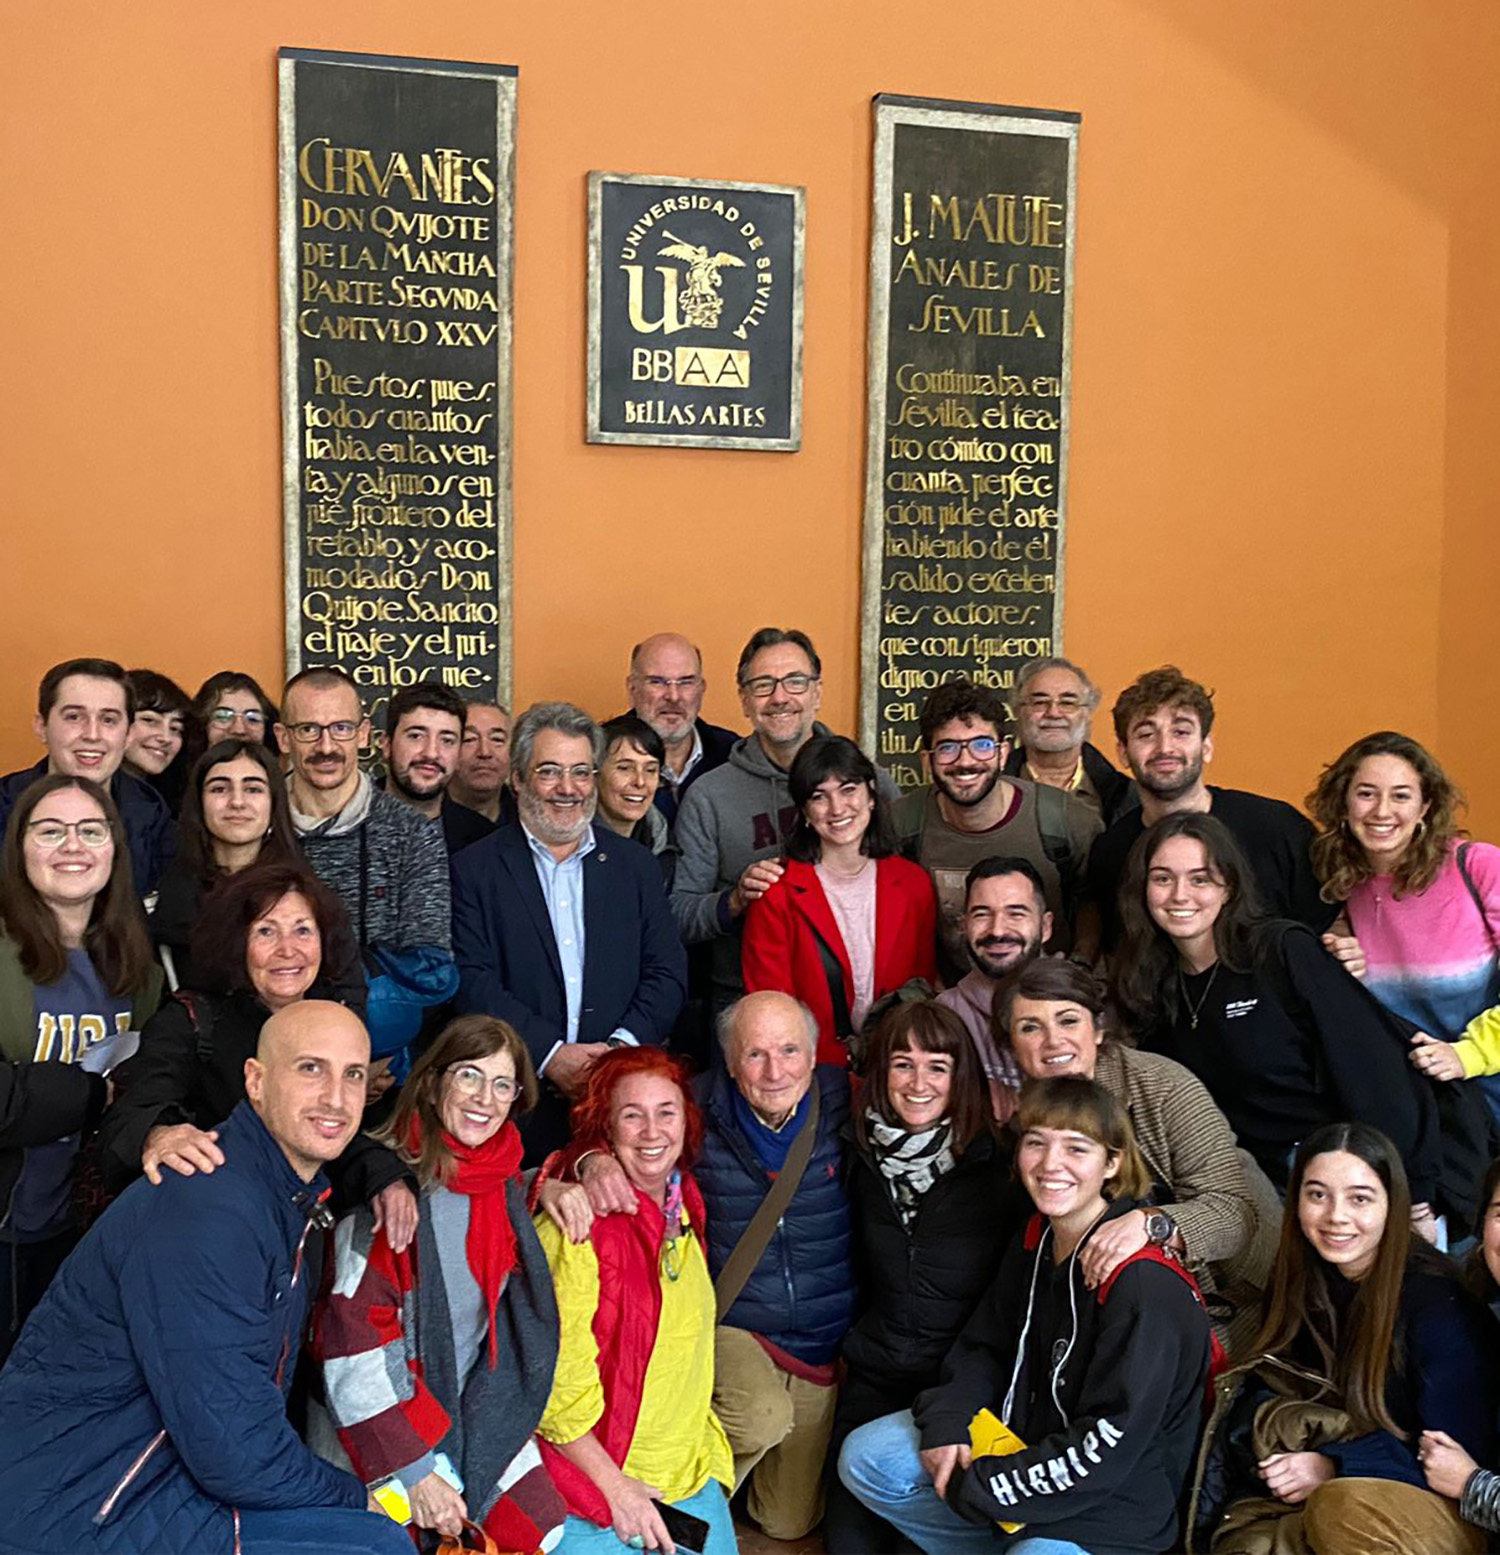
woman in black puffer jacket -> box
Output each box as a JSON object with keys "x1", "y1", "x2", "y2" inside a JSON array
[{"x1": 824, "y1": 999, "x2": 1026, "y2": 1554}]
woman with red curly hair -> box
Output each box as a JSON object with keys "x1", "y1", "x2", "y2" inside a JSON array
[{"x1": 533, "y1": 1046, "x2": 736, "y2": 1554}]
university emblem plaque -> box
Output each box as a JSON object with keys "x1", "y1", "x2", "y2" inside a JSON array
[{"x1": 587, "y1": 172, "x2": 805, "y2": 451}]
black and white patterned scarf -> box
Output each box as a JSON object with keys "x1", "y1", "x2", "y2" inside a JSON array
[{"x1": 865, "y1": 1107, "x2": 956, "y2": 1229}]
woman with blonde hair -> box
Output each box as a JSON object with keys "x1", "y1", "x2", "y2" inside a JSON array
[
  {"x1": 312, "y1": 1015, "x2": 569, "y2": 1553},
  {"x1": 839, "y1": 1076, "x2": 1214, "y2": 1554}
]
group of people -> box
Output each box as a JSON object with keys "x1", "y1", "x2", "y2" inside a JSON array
[{"x1": 0, "y1": 635, "x2": 1497, "y2": 1555}]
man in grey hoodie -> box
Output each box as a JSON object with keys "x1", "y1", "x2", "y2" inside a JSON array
[
  {"x1": 277, "y1": 668, "x2": 452, "y2": 956},
  {"x1": 672, "y1": 629, "x2": 894, "y2": 1015}
]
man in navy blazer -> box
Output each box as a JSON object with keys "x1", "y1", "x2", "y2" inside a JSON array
[{"x1": 450, "y1": 702, "x2": 687, "y2": 1160}]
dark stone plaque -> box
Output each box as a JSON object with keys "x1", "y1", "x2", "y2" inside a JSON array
[
  {"x1": 859, "y1": 97, "x2": 1079, "y2": 786},
  {"x1": 278, "y1": 47, "x2": 516, "y2": 720},
  {"x1": 587, "y1": 172, "x2": 804, "y2": 451}
]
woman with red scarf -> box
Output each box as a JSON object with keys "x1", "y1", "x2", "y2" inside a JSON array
[
  {"x1": 533, "y1": 1046, "x2": 737, "y2": 1554},
  {"x1": 311, "y1": 1015, "x2": 577, "y2": 1552}
]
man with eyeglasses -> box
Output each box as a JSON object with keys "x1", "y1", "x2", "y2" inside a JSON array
[
  {"x1": 276, "y1": 666, "x2": 452, "y2": 971},
  {"x1": 0, "y1": 658, "x2": 176, "y2": 895},
  {"x1": 451, "y1": 702, "x2": 686, "y2": 1160},
  {"x1": 895, "y1": 677, "x2": 1101, "y2": 982},
  {"x1": 672, "y1": 628, "x2": 892, "y2": 1020},
  {"x1": 624, "y1": 632, "x2": 737, "y2": 824},
  {"x1": 1003, "y1": 656, "x2": 1136, "y2": 825}
]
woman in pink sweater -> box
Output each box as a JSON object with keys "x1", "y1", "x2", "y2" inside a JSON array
[{"x1": 1308, "y1": 731, "x2": 1500, "y2": 1119}]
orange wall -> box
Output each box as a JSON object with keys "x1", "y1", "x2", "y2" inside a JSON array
[{"x1": 4, "y1": 1, "x2": 1497, "y2": 827}]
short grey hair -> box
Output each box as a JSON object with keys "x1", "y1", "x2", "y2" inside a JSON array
[
  {"x1": 510, "y1": 701, "x2": 605, "y2": 779},
  {"x1": 1014, "y1": 655, "x2": 1101, "y2": 712},
  {"x1": 716, "y1": 992, "x2": 820, "y2": 1060}
]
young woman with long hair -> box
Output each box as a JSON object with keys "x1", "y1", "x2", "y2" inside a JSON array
[
  {"x1": 839, "y1": 1076, "x2": 1213, "y2": 1555},
  {"x1": 0, "y1": 775, "x2": 161, "y2": 1354},
  {"x1": 1216, "y1": 1123, "x2": 1500, "y2": 1555},
  {"x1": 148, "y1": 738, "x2": 304, "y2": 989},
  {"x1": 1113, "y1": 812, "x2": 1440, "y2": 1210},
  {"x1": 1307, "y1": 731, "x2": 1500, "y2": 1119}
]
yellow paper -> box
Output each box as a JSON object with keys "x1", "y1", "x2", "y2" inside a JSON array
[{"x1": 968, "y1": 1406, "x2": 1028, "y2": 1533}]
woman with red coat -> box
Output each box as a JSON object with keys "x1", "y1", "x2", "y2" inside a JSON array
[{"x1": 743, "y1": 736, "x2": 937, "y2": 1065}]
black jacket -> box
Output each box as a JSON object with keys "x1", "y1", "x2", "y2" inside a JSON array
[
  {"x1": 916, "y1": 1197, "x2": 1213, "y2": 1555},
  {"x1": 1005, "y1": 740, "x2": 1137, "y2": 827},
  {"x1": 147, "y1": 855, "x2": 369, "y2": 1013},
  {"x1": 97, "y1": 988, "x2": 406, "y2": 1211},
  {"x1": 1140, "y1": 923, "x2": 1442, "y2": 1202},
  {"x1": 842, "y1": 1126, "x2": 1024, "y2": 1396},
  {"x1": 652, "y1": 717, "x2": 738, "y2": 826}
]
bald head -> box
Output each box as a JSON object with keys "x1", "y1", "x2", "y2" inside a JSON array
[
  {"x1": 246, "y1": 1001, "x2": 370, "y2": 1180},
  {"x1": 628, "y1": 633, "x2": 706, "y2": 749},
  {"x1": 720, "y1": 991, "x2": 818, "y2": 1126}
]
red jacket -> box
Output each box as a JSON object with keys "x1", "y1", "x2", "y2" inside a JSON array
[
  {"x1": 742, "y1": 856, "x2": 938, "y2": 1063},
  {"x1": 536, "y1": 1174, "x2": 710, "y2": 1526}
]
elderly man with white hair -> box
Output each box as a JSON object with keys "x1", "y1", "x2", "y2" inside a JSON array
[{"x1": 578, "y1": 989, "x2": 853, "y2": 1543}]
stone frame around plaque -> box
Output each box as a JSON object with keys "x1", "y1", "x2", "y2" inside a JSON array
[
  {"x1": 858, "y1": 95, "x2": 1079, "y2": 770},
  {"x1": 278, "y1": 46, "x2": 517, "y2": 713},
  {"x1": 586, "y1": 171, "x2": 805, "y2": 451}
]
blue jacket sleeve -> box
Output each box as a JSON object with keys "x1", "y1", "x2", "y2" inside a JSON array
[
  {"x1": 1327, "y1": 1278, "x2": 1499, "y2": 1484},
  {"x1": 119, "y1": 1196, "x2": 366, "y2": 1511}
]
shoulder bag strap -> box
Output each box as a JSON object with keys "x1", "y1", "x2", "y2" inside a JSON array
[
  {"x1": 714, "y1": 1080, "x2": 822, "y2": 1322},
  {"x1": 805, "y1": 917, "x2": 854, "y2": 1038},
  {"x1": 1457, "y1": 843, "x2": 1499, "y2": 957}
]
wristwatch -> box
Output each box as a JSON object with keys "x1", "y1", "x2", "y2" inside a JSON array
[{"x1": 1144, "y1": 1210, "x2": 1176, "y2": 1247}]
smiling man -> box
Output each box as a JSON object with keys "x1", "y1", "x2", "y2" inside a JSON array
[
  {"x1": 1003, "y1": 656, "x2": 1135, "y2": 825},
  {"x1": 625, "y1": 632, "x2": 738, "y2": 823},
  {"x1": 0, "y1": 1001, "x2": 413, "y2": 1555},
  {"x1": 0, "y1": 658, "x2": 177, "y2": 895},
  {"x1": 277, "y1": 668, "x2": 451, "y2": 964},
  {"x1": 935, "y1": 857, "x2": 1053, "y2": 1111},
  {"x1": 673, "y1": 628, "x2": 893, "y2": 1017},
  {"x1": 579, "y1": 989, "x2": 853, "y2": 1545},
  {"x1": 1080, "y1": 666, "x2": 1335, "y2": 956},
  {"x1": 380, "y1": 680, "x2": 493, "y2": 856},
  {"x1": 895, "y1": 677, "x2": 1100, "y2": 980},
  {"x1": 450, "y1": 702, "x2": 685, "y2": 1161}
]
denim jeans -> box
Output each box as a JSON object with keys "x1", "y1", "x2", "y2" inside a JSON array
[
  {"x1": 838, "y1": 1408, "x2": 1090, "y2": 1555},
  {"x1": 555, "y1": 1479, "x2": 736, "y2": 1554}
]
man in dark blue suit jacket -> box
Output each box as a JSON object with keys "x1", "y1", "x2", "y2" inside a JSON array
[{"x1": 450, "y1": 702, "x2": 687, "y2": 1161}]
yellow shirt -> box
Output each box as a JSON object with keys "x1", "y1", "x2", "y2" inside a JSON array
[
  {"x1": 1458, "y1": 1005, "x2": 1500, "y2": 1077},
  {"x1": 535, "y1": 1213, "x2": 733, "y2": 1504}
]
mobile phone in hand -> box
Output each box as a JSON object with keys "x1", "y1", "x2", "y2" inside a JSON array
[{"x1": 651, "y1": 1498, "x2": 710, "y2": 1553}]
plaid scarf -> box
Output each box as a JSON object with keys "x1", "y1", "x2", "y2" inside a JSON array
[{"x1": 865, "y1": 1108, "x2": 956, "y2": 1229}]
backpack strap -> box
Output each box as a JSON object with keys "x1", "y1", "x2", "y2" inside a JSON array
[
  {"x1": 1097, "y1": 1243, "x2": 1229, "y2": 1411},
  {"x1": 1032, "y1": 780, "x2": 1074, "y2": 870},
  {"x1": 173, "y1": 990, "x2": 217, "y2": 1065},
  {"x1": 1457, "y1": 843, "x2": 1499, "y2": 957}
]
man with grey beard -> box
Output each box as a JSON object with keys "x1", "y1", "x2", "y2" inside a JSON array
[
  {"x1": 450, "y1": 702, "x2": 687, "y2": 1160},
  {"x1": 935, "y1": 857, "x2": 1053, "y2": 1122}
]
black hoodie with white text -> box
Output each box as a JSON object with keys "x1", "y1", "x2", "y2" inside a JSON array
[{"x1": 914, "y1": 1195, "x2": 1212, "y2": 1555}]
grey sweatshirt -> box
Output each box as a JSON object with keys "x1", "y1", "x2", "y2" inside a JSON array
[{"x1": 293, "y1": 772, "x2": 452, "y2": 952}]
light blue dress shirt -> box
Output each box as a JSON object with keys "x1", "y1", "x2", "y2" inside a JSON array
[{"x1": 523, "y1": 823, "x2": 636, "y2": 1075}]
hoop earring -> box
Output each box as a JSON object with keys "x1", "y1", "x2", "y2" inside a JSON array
[{"x1": 1416, "y1": 817, "x2": 1428, "y2": 837}]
